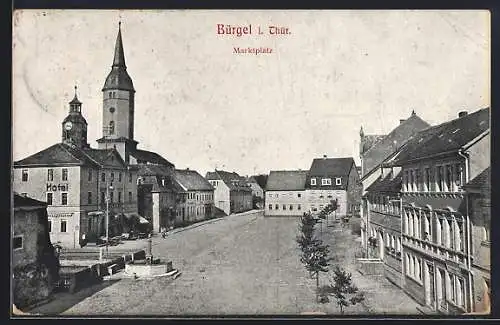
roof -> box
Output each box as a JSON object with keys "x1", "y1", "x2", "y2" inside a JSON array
[
  {"x1": 174, "y1": 169, "x2": 214, "y2": 191},
  {"x1": 206, "y1": 170, "x2": 252, "y2": 192},
  {"x1": 463, "y1": 167, "x2": 490, "y2": 191},
  {"x1": 13, "y1": 143, "x2": 125, "y2": 169},
  {"x1": 389, "y1": 107, "x2": 490, "y2": 165},
  {"x1": 136, "y1": 164, "x2": 173, "y2": 176},
  {"x1": 308, "y1": 157, "x2": 355, "y2": 177},
  {"x1": 131, "y1": 149, "x2": 174, "y2": 167},
  {"x1": 365, "y1": 170, "x2": 402, "y2": 194},
  {"x1": 266, "y1": 170, "x2": 308, "y2": 191},
  {"x1": 360, "y1": 134, "x2": 386, "y2": 155},
  {"x1": 14, "y1": 194, "x2": 47, "y2": 209},
  {"x1": 361, "y1": 112, "x2": 430, "y2": 176},
  {"x1": 102, "y1": 24, "x2": 135, "y2": 92}
]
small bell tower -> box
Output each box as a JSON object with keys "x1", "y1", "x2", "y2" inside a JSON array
[{"x1": 62, "y1": 86, "x2": 88, "y2": 148}]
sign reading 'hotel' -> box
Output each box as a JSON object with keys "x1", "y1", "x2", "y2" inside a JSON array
[{"x1": 46, "y1": 183, "x2": 69, "y2": 191}]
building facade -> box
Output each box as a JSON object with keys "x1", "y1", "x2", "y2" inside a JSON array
[
  {"x1": 13, "y1": 92, "x2": 139, "y2": 248},
  {"x1": 359, "y1": 111, "x2": 430, "y2": 250},
  {"x1": 384, "y1": 108, "x2": 490, "y2": 314},
  {"x1": 305, "y1": 156, "x2": 361, "y2": 217},
  {"x1": 206, "y1": 170, "x2": 253, "y2": 215},
  {"x1": 463, "y1": 167, "x2": 490, "y2": 314},
  {"x1": 174, "y1": 169, "x2": 215, "y2": 224},
  {"x1": 264, "y1": 170, "x2": 307, "y2": 217},
  {"x1": 246, "y1": 176, "x2": 264, "y2": 209},
  {"x1": 12, "y1": 194, "x2": 59, "y2": 309}
]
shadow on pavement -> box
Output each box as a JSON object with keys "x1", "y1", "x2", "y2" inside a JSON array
[{"x1": 23, "y1": 279, "x2": 121, "y2": 316}]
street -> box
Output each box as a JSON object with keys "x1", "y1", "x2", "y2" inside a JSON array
[{"x1": 38, "y1": 210, "x2": 421, "y2": 316}]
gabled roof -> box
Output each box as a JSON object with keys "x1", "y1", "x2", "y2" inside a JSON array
[
  {"x1": 361, "y1": 134, "x2": 385, "y2": 155},
  {"x1": 174, "y1": 169, "x2": 214, "y2": 191},
  {"x1": 14, "y1": 194, "x2": 47, "y2": 209},
  {"x1": 389, "y1": 107, "x2": 490, "y2": 165},
  {"x1": 131, "y1": 149, "x2": 174, "y2": 167},
  {"x1": 308, "y1": 157, "x2": 355, "y2": 177},
  {"x1": 463, "y1": 167, "x2": 490, "y2": 192},
  {"x1": 13, "y1": 143, "x2": 125, "y2": 169},
  {"x1": 206, "y1": 170, "x2": 252, "y2": 192},
  {"x1": 365, "y1": 170, "x2": 402, "y2": 194},
  {"x1": 361, "y1": 112, "x2": 430, "y2": 176},
  {"x1": 266, "y1": 170, "x2": 307, "y2": 191}
]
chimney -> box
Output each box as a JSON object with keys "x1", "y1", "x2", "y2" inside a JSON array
[
  {"x1": 323, "y1": 154, "x2": 327, "y2": 159},
  {"x1": 459, "y1": 111, "x2": 468, "y2": 118},
  {"x1": 399, "y1": 119, "x2": 406, "y2": 124}
]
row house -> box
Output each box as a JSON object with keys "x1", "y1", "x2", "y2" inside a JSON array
[
  {"x1": 463, "y1": 167, "x2": 490, "y2": 314},
  {"x1": 174, "y1": 169, "x2": 215, "y2": 223},
  {"x1": 364, "y1": 167, "x2": 404, "y2": 287},
  {"x1": 13, "y1": 92, "x2": 139, "y2": 248},
  {"x1": 360, "y1": 110, "x2": 430, "y2": 250},
  {"x1": 384, "y1": 107, "x2": 490, "y2": 314},
  {"x1": 206, "y1": 170, "x2": 253, "y2": 215},
  {"x1": 264, "y1": 170, "x2": 307, "y2": 217},
  {"x1": 12, "y1": 194, "x2": 59, "y2": 309},
  {"x1": 306, "y1": 156, "x2": 361, "y2": 217}
]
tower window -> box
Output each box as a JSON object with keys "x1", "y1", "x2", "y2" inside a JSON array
[
  {"x1": 109, "y1": 121, "x2": 115, "y2": 134},
  {"x1": 108, "y1": 92, "x2": 112, "y2": 99},
  {"x1": 62, "y1": 168, "x2": 68, "y2": 181}
]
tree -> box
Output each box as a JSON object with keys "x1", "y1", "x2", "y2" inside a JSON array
[
  {"x1": 317, "y1": 266, "x2": 365, "y2": 314},
  {"x1": 297, "y1": 212, "x2": 334, "y2": 302}
]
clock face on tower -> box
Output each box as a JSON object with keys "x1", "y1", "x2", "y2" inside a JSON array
[{"x1": 64, "y1": 121, "x2": 73, "y2": 130}]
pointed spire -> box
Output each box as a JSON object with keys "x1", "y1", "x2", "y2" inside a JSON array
[
  {"x1": 69, "y1": 85, "x2": 81, "y2": 105},
  {"x1": 359, "y1": 126, "x2": 364, "y2": 137},
  {"x1": 112, "y1": 21, "x2": 126, "y2": 68},
  {"x1": 411, "y1": 109, "x2": 416, "y2": 116}
]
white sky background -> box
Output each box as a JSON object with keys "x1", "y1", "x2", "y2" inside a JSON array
[{"x1": 12, "y1": 10, "x2": 490, "y2": 176}]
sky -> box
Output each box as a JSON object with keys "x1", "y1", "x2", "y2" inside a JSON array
[{"x1": 12, "y1": 10, "x2": 490, "y2": 177}]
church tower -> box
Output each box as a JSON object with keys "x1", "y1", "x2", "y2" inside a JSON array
[
  {"x1": 62, "y1": 86, "x2": 88, "y2": 148},
  {"x1": 97, "y1": 22, "x2": 138, "y2": 163}
]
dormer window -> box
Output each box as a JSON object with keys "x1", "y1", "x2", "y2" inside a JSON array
[
  {"x1": 310, "y1": 178, "x2": 317, "y2": 186},
  {"x1": 335, "y1": 177, "x2": 342, "y2": 185},
  {"x1": 321, "y1": 178, "x2": 332, "y2": 186}
]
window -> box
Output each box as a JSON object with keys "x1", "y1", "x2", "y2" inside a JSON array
[
  {"x1": 298, "y1": 193, "x2": 301, "y2": 198},
  {"x1": 283, "y1": 205, "x2": 287, "y2": 210},
  {"x1": 129, "y1": 191, "x2": 133, "y2": 203},
  {"x1": 109, "y1": 121, "x2": 115, "y2": 134},
  {"x1": 321, "y1": 178, "x2": 332, "y2": 186},
  {"x1": 415, "y1": 169, "x2": 421, "y2": 191},
  {"x1": 22, "y1": 169, "x2": 28, "y2": 182},
  {"x1": 310, "y1": 178, "x2": 316, "y2": 186},
  {"x1": 445, "y1": 165, "x2": 453, "y2": 192},
  {"x1": 110, "y1": 191, "x2": 114, "y2": 203},
  {"x1": 269, "y1": 204, "x2": 272, "y2": 210},
  {"x1": 404, "y1": 170, "x2": 409, "y2": 191},
  {"x1": 424, "y1": 168, "x2": 430, "y2": 191},
  {"x1": 275, "y1": 204, "x2": 279, "y2": 210},
  {"x1": 437, "y1": 166, "x2": 444, "y2": 192},
  {"x1": 60, "y1": 220, "x2": 67, "y2": 233},
  {"x1": 108, "y1": 92, "x2": 112, "y2": 99},
  {"x1": 335, "y1": 177, "x2": 342, "y2": 185},
  {"x1": 88, "y1": 169, "x2": 92, "y2": 182},
  {"x1": 455, "y1": 164, "x2": 463, "y2": 190},
  {"x1": 47, "y1": 169, "x2": 54, "y2": 181},
  {"x1": 61, "y1": 193, "x2": 68, "y2": 205},
  {"x1": 298, "y1": 204, "x2": 301, "y2": 210},
  {"x1": 101, "y1": 191, "x2": 105, "y2": 204},
  {"x1": 118, "y1": 191, "x2": 122, "y2": 203},
  {"x1": 48, "y1": 220, "x2": 52, "y2": 233},
  {"x1": 13, "y1": 236, "x2": 23, "y2": 250},
  {"x1": 119, "y1": 172, "x2": 122, "y2": 182},
  {"x1": 62, "y1": 168, "x2": 68, "y2": 181},
  {"x1": 111, "y1": 172, "x2": 115, "y2": 182},
  {"x1": 129, "y1": 172, "x2": 132, "y2": 183},
  {"x1": 101, "y1": 172, "x2": 106, "y2": 182},
  {"x1": 290, "y1": 205, "x2": 293, "y2": 210},
  {"x1": 87, "y1": 192, "x2": 92, "y2": 204},
  {"x1": 47, "y1": 193, "x2": 53, "y2": 205}
]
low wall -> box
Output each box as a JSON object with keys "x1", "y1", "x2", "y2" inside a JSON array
[{"x1": 356, "y1": 258, "x2": 384, "y2": 276}]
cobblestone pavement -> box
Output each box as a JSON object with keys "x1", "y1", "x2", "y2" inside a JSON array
[
  {"x1": 320, "y1": 218, "x2": 421, "y2": 315},
  {"x1": 45, "y1": 213, "x2": 419, "y2": 316},
  {"x1": 63, "y1": 212, "x2": 341, "y2": 316}
]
